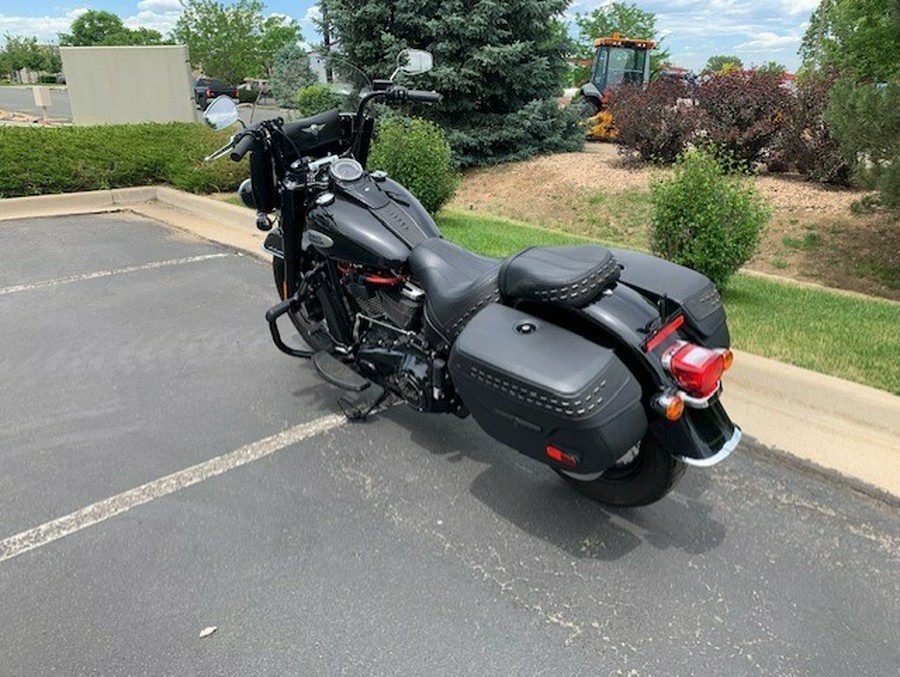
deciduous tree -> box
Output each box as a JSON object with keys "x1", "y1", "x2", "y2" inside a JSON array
[
  {"x1": 60, "y1": 10, "x2": 166, "y2": 46},
  {"x1": 575, "y1": 2, "x2": 671, "y2": 70},
  {"x1": 173, "y1": 0, "x2": 299, "y2": 83},
  {"x1": 704, "y1": 55, "x2": 743, "y2": 74}
]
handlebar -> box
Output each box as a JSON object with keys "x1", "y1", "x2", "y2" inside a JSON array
[
  {"x1": 405, "y1": 89, "x2": 443, "y2": 103},
  {"x1": 230, "y1": 133, "x2": 255, "y2": 161}
]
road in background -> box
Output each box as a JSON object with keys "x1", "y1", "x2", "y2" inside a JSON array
[
  {"x1": 1, "y1": 213, "x2": 898, "y2": 674},
  {"x1": 0, "y1": 86, "x2": 71, "y2": 119},
  {"x1": 0, "y1": 86, "x2": 291, "y2": 125}
]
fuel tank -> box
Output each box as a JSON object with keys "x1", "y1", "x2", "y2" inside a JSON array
[{"x1": 306, "y1": 173, "x2": 441, "y2": 269}]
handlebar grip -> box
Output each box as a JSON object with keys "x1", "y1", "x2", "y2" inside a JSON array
[
  {"x1": 230, "y1": 133, "x2": 254, "y2": 161},
  {"x1": 406, "y1": 89, "x2": 443, "y2": 103}
]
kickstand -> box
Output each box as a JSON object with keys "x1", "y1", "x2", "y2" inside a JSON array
[{"x1": 338, "y1": 386, "x2": 391, "y2": 422}]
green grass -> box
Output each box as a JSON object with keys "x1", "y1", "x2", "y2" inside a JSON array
[
  {"x1": 436, "y1": 209, "x2": 595, "y2": 256},
  {"x1": 438, "y1": 208, "x2": 900, "y2": 395}
]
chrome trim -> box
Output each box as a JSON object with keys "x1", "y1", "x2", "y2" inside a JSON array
[
  {"x1": 261, "y1": 243, "x2": 284, "y2": 259},
  {"x1": 678, "y1": 384, "x2": 722, "y2": 409},
  {"x1": 678, "y1": 426, "x2": 742, "y2": 467}
]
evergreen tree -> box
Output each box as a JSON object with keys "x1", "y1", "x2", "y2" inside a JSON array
[
  {"x1": 323, "y1": 0, "x2": 582, "y2": 166},
  {"x1": 270, "y1": 42, "x2": 316, "y2": 106}
]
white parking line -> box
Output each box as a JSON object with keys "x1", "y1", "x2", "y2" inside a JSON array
[
  {"x1": 0, "y1": 413, "x2": 346, "y2": 564},
  {"x1": 0, "y1": 253, "x2": 231, "y2": 296}
]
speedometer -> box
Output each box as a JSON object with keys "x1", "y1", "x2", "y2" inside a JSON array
[{"x1": 329, "y1": 158, "x2": 365, "y2": 183}]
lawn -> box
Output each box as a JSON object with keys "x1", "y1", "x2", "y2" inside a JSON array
[{"x1": 437, "y1": 209, "x2": 900, "y2": 395}]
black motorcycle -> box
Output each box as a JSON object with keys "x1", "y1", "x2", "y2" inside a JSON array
[{"x1": 203, "y1": 50, "x2": 741, "y2": 507}]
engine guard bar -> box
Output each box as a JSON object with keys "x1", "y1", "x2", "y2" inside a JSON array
[{"x1": 265, "y1": 297, "x2": 314, "y2": 359}]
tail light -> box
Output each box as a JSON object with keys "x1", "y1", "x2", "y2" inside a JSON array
[
  {"x1": 546, "y1": 445, "x2": 578, "y2": 467},
  {"x1": 206, "y1": 87, "x2": 212, "y2": 98},
  {"x1": 661, "y1": 341, "x2": 732, "y2": 397}
]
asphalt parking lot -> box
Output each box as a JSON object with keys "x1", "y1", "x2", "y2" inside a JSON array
[{"x1": 1, "y1": 213, "x2": 899, "y2": 675}]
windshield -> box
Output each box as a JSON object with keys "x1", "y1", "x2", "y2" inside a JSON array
[{"x1": 594, "y1": 47, "x2": 647, "y2": 89}]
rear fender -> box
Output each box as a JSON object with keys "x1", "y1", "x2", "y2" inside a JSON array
[
  {"x1": 550, "y1": 281, "x2": 738, "y2": 466},
  {"x1": 610, "y1": 248, "x2": 729, "y2": 349}
]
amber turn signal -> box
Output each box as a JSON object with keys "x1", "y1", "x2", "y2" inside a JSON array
[
  {"x1": 653, "y1": 392, "x2": 684, "y2": 421},
  {"x1": 720, "y1": 348, "x2": 734, "y2": 371}
]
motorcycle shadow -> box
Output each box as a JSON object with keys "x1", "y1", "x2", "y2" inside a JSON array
[{"x1": 386, "y1": 406, "x2": 727, "y2": 562}]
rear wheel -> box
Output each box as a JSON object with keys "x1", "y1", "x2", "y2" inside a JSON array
[{"x1": 556, "y1": 435, "x2": 685, "y2": 507}]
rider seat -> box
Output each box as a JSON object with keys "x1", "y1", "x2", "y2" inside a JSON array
[{"x1": 409, "y1": 239, "x2": 619, "y2": 349}]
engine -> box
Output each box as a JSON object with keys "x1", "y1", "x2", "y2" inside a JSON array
[{"x1": 340, "y1": 263, "x2": 424, "y2": 330}]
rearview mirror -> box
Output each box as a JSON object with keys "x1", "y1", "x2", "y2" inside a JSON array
[
  {"x1": 204, "y1": 95, "x2": 239, "y2": 130},
  {"x1": 396, "y1": 49, "x2": 433, "y2": 76}
]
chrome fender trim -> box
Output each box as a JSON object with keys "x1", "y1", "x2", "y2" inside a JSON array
[{"x1": 678, "y1": 426, "x2": 742, "y2": 467}]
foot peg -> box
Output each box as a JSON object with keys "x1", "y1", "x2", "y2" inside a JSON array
[{"x1": 312, "y1": 351, "x2": 370, "y2": 392}]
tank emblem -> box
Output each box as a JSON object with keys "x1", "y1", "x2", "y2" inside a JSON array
[{"x1": 307, "y1": 230, "x2": 334, "y2": 249}]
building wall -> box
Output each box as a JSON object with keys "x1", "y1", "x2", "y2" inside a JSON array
[{"x1": 60, "y1": 45, "x2": 196, "y2": 125}]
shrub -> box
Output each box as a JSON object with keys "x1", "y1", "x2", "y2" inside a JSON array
[
  {"x1": 0, "y1": 123, "x2": 247, "y2": 198},
  {"x1": 775, "y1": 73, "x2": 850, "y2": 184},
  {"x1": 238, "y1": 88, "x2": 259, "y2": 104},
  {"x1": 650, "y1": 148, "x2": 769, "y2": 287},
  {"x1": 607, "y1": 79, "x2": 697, "y2": 163},
  {"x1": 695, "y1": 69, "x2": 790, "y2": 165},
  {"x1": 827, "y1": 79, "x2": 900, "y2": 209},
  {"x1": 293, "y1": 83, "x2": 341, "y2": 118},
  {"x1": 367, "y1": 116, "x2": 460, "y2": 214}
]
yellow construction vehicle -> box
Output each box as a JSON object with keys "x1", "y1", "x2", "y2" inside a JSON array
[{"x1": 576, "y1": 33, "x2": 655, "y2": 141}]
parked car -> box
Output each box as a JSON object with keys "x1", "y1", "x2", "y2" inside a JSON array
[{"x1": 194, "y1": 77, "x2": 238, "y2": 110}]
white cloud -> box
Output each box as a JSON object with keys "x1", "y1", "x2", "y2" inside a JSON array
[
  {"x1": 734, "y1": 31, "x2": 802, "y2": 52},
  {"x1": 0, "y1": 8, "x2": 87, "y2": 44},
  {"x1": 123, "y1": 0, "x2": 183, "y2": 35},
  {"x1": 136, "y1": 0, "x2": 183, "y2": 11},
  {"x1": 782, "y1": 0, "x2": 819, "y2": 15}
]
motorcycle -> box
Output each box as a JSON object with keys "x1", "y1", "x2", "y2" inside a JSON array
[{"x1": 203, "y1": 49, "x2": 741, "y2": 507}]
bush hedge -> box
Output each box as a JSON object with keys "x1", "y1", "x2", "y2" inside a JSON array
[
  {"x1": 0, "y1": 123, "x2": 247, "y2": 198},
  {"x1": 775, "y1": 73, "x2": 850, "y2": 184},
  {"x1": 293, "y1": 83, "x2": 342, "y2": 118},
  {"x1": 695, "y1": 69, "x2": 790, "y2": 165},
  {"x1": 367, "y1": 116, "x2": 460, "y2": 215},
  {"x1": 650, "y1": 148, "x2": 768, "y2": 287},
  {"x1": 607, "y1": 79, "x2": 697, "y2": 163}
]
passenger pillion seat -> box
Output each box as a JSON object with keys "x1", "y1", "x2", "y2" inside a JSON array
[{"x1": 408, "y1": 239, "x2": 620, "y2": 350}]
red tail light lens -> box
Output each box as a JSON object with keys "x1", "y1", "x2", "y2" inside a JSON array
[
  {"x1": 206, "y1": 87, "x2": 212, "y2": 98},
  {"x1": 662, "y1": 342, "x2": 726, "y2": 397},
  {"x1": 546, "y1": 445, "x2": 578, "y2": 467}
]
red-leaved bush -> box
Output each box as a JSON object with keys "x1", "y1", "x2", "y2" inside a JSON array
[
  {"x1": 775, "y1": 73, "x2": 850, "y2": 184},
  {"x1": 607, "y1": 78, "x2": 697, "y2": 163},
  {"x1": 695, "y1": 69, "x2": 791, "y2": 164}
]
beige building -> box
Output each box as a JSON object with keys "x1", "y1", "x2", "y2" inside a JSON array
[{"x1": 60, "y1": 45, "x2": 196, "y2": 125}]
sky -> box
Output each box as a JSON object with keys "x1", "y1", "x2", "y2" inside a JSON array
[{"x1": 0, "y1": 0, "x2": 817, "y2": 72}]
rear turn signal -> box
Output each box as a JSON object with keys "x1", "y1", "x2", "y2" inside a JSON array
[
  {"x1": 546, "y1": 445, "x2": 578, "y2": 467},
  {"x1": 661, "y1": 341, "x2": 726, "y2": 397},
  {"x1": 721, "y1": 348, "x2": 734, "y2": 371},
  {"x1": 653, "y1": 392, "x2": 684, "y2": 421}
]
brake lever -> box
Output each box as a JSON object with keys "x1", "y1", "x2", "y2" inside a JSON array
[{"x1": 204, "y1": 137, "x2": 235, "y2": 162}]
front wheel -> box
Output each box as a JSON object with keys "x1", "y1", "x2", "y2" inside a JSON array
[{"x1": 556, "y1": 435, "x2": 685, "y2": 507}]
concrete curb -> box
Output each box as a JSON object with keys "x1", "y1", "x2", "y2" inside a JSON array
[{"x1": 3, "y1": 187, "x2": 899, "y2": 498}]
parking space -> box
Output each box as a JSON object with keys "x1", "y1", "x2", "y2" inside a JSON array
[{"x1": 1, "y1": 213, "x2": 899, "y2": 674}]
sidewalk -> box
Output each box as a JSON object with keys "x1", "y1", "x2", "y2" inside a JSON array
[{"x1": 3, "y1": 187, "x2": 899, "y2": 499}]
